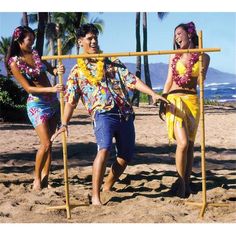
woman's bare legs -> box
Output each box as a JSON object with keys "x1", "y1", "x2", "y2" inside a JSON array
[
  {"x1": 41, "y1": 116, "x2": 58, "y2": 188},
  {"x1": 174, "y1": 122, "x2": 189, "y2": 198},
  {"x1": 33, "y1": 122, "x2": 52, "y2": 190},
  {"x1": 185, "y1": 141, "x2": 194, "y2": 196}
]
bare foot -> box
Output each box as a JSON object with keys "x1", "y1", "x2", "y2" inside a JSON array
[
  {"x1": 33, "y1": 179, "x2": 41, "y2": 191},
  {"x1": 102, "y1": 180, "x2": 113, "y2": 192},
  {"x1": 92, "y1": 197, "x2": 103, "y2": 206},
  {"x1": 102, "y1": 185, "x2": 112, "y2": 192}
]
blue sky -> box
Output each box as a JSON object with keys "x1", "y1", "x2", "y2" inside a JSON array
[{"x1": 0, "y1": 12, "x2": 235, "y2": 74}]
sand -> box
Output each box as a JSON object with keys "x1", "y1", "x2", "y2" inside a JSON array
[{"x1": 0, "y1": 103, "x2": 235, "y2": 224}]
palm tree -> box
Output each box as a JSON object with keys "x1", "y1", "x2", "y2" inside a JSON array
[
  {"x1": 45, "y1": 13, "x2": 58, "y2": 85},
  {"x1": 143, "y1": 13, "x2": 153, "y2": 104},
  {"x1": 132, "y1": 12, "x2": 141, "y2": 106},
  {"x1": 0, "y1": 37, "x2": 11, "y2": 62},
  {"x1": 35, "y1": 13, "x2": 48, "y2": 57},
  {"x1": 25, "y1": 12, "x2": 104, "y2": 56},
  {"x1": 24, "y1": 12, "x2": 49, "y2": 56},
  {"x1": 51, "y1": 12, "x2": 82, "y2": 54},
  {"x1": 141, "y1": 12, "x2": 168, "y2": 104},
  {"x1": 52, "y1": 12, "x2": 103, "y2": 54},
  {"x1": 22, "y1": 12, "x2": 28, "y2": 26},
  {"x1": 0, "y1": 37, "x2": 11, "y2": 75}
]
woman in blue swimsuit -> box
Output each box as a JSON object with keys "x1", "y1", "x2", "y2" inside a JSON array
[{"x1": 6, "y1": 26, "x2": 65, "y2": 190}]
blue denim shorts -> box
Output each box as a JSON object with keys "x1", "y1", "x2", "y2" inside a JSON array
[{"x1": 93, "y1": 109, "x2": 135, "y2": 162}]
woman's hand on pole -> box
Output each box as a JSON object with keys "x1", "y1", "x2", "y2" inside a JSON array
[
  {"x1": 51, "y1": 83, "x2": 64, "y2": 93},
  {"x1": 51, "y1": 124, "x2": 68, "y2": 142}
]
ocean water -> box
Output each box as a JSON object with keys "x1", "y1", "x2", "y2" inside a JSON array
[
  {"x1": 202, "y1": 82, "x2": 236, "y2": 102},
  {"x1": 154, "y1": 82, "x2": 236, "y2": 103}
]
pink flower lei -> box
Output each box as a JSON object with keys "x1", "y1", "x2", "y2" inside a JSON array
[
  {"x1": 16, "y1": 50, "x2": 43, "y2": 78},
  {"x1": 171, "y1": 52, "x2": 199, "y2": 87}
]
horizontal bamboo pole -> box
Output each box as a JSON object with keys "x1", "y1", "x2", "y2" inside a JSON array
[{"x1": 42, "y1": 48, "x2": 220, "y2": 60}]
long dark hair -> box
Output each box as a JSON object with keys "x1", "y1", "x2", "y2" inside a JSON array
[
  {"x1": 173, "y1": 22, "x2": 199, "y2": 49},
  {"x1": 5, "y1": 26, "x2": 35, "y2": 74}
]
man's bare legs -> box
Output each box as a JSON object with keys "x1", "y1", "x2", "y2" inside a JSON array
[
  {"x1": 92, "y1": 149, "x2": 109, "y2": 205},
  {"x1": 103, "y1": 157, "x2": 127, "y2": 191},
  {"x1": 92, "y1": 150, "x2": 128, "y2": 205}
]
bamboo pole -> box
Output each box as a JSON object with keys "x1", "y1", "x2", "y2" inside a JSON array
[
  {"x1": 199, "y1": 31, "x2": 207, "y2": 217},
  {"x1": 47, "y1": 37, "x2": 89, "y2": 219},
  {"x1": 47, "y1": 38, "x2": 71, "y2": 219},
  {"x1": 42, "y1": 48, "x2": 220, "y2": 61},
  {"x1": 185, "y1": 31, "x2": 229, "y2": 218}
]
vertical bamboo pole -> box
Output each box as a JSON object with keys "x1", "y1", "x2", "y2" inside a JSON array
[
  {"x1": 57, "y1": 38, "x2": 71, "y2": 219},
  {"x1": 198, "y1": 31, "x2": 207, "y2": 217},
  {"x1": 185, "y1": 33, "x2": 228, "y2": 217}
]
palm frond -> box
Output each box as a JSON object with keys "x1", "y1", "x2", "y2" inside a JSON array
[{"x1": 157, "y1": 12, "x2": 168, "y2": 20}]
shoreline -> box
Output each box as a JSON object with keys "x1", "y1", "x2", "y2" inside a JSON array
[{"x1": 1, "y1": 101, "x2": 236, "y2": 124}]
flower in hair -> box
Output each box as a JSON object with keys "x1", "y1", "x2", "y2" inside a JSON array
[
  {"x1": 13, "y1": 27, "x2": 22, "y2": 41},
  {"x1": 187, "y1": 22, "x2": 196, "y2": 35}
]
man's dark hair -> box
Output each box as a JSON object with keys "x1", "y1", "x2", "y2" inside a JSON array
[{"x1": 76, "y1": 23, "x2": 99, "y2": 39}]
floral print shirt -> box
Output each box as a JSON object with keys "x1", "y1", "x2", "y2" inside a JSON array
[{"x1": 64, "y1": 57, "x2": 137, "y2": 116}]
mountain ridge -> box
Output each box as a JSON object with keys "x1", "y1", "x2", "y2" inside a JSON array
[{"x1": 1, "y1": 60, "x2": 235, "y2": 88}]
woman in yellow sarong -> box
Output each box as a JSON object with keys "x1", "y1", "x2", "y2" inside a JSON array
[{"x1": 160, "y1": 22, "x2": 210, "y2": 198}]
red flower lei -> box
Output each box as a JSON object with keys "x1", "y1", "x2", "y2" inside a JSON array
[{"x1": 171, "y1": 53, "x2": 199, "y2": 87}]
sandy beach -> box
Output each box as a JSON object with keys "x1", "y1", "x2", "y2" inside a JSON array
[{"x1": 0, "y1": 103, "x2": 235, "y2": 223}]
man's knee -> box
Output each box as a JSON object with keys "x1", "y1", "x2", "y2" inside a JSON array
[
  {"x1": 116, "y1": 157, "x2": 128, "y2": 167},
  {"x1": 96, "y1": 148, "x2": 110, "y2": 160}
]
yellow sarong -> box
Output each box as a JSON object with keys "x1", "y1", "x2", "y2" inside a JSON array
[{"x1": 166, "y1": 94, "x2": 200, "y2": 143}]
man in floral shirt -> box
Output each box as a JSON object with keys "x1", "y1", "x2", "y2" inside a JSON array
[{"x1": 52, "y1": 23, "x2": 168, "y2": 205}]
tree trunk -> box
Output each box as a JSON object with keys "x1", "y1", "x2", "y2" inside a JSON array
[
  {"x1": 36, "y1": 12, "x2": 48, "y2": 57},
  {"x1": 132, "y1": 12, "x2": 141, "y2": 107},
  {"x1": 75, "y1": 12, "x2": 83, "y2": 53},
  {"x1": 48, "y1": 13, "x2": 56, "y2": 86},
  {"x1": 22, "y1": 12, "x2": 28, "y2": 26},
  {"x1": 143, "y1": 12, "x2": 152, "y2": 104}
]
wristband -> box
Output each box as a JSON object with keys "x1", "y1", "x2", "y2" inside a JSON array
[
  {"x1": 162, "y1": 93, "x2": 168, "y2": 98},
  {"x1": 61, "y1": 123, "x2": 68, "y2": 128}
]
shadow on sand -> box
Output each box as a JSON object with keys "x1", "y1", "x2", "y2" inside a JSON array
[{"x1": 1, "y1": 141, "x2": 235, "y2": 203}]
